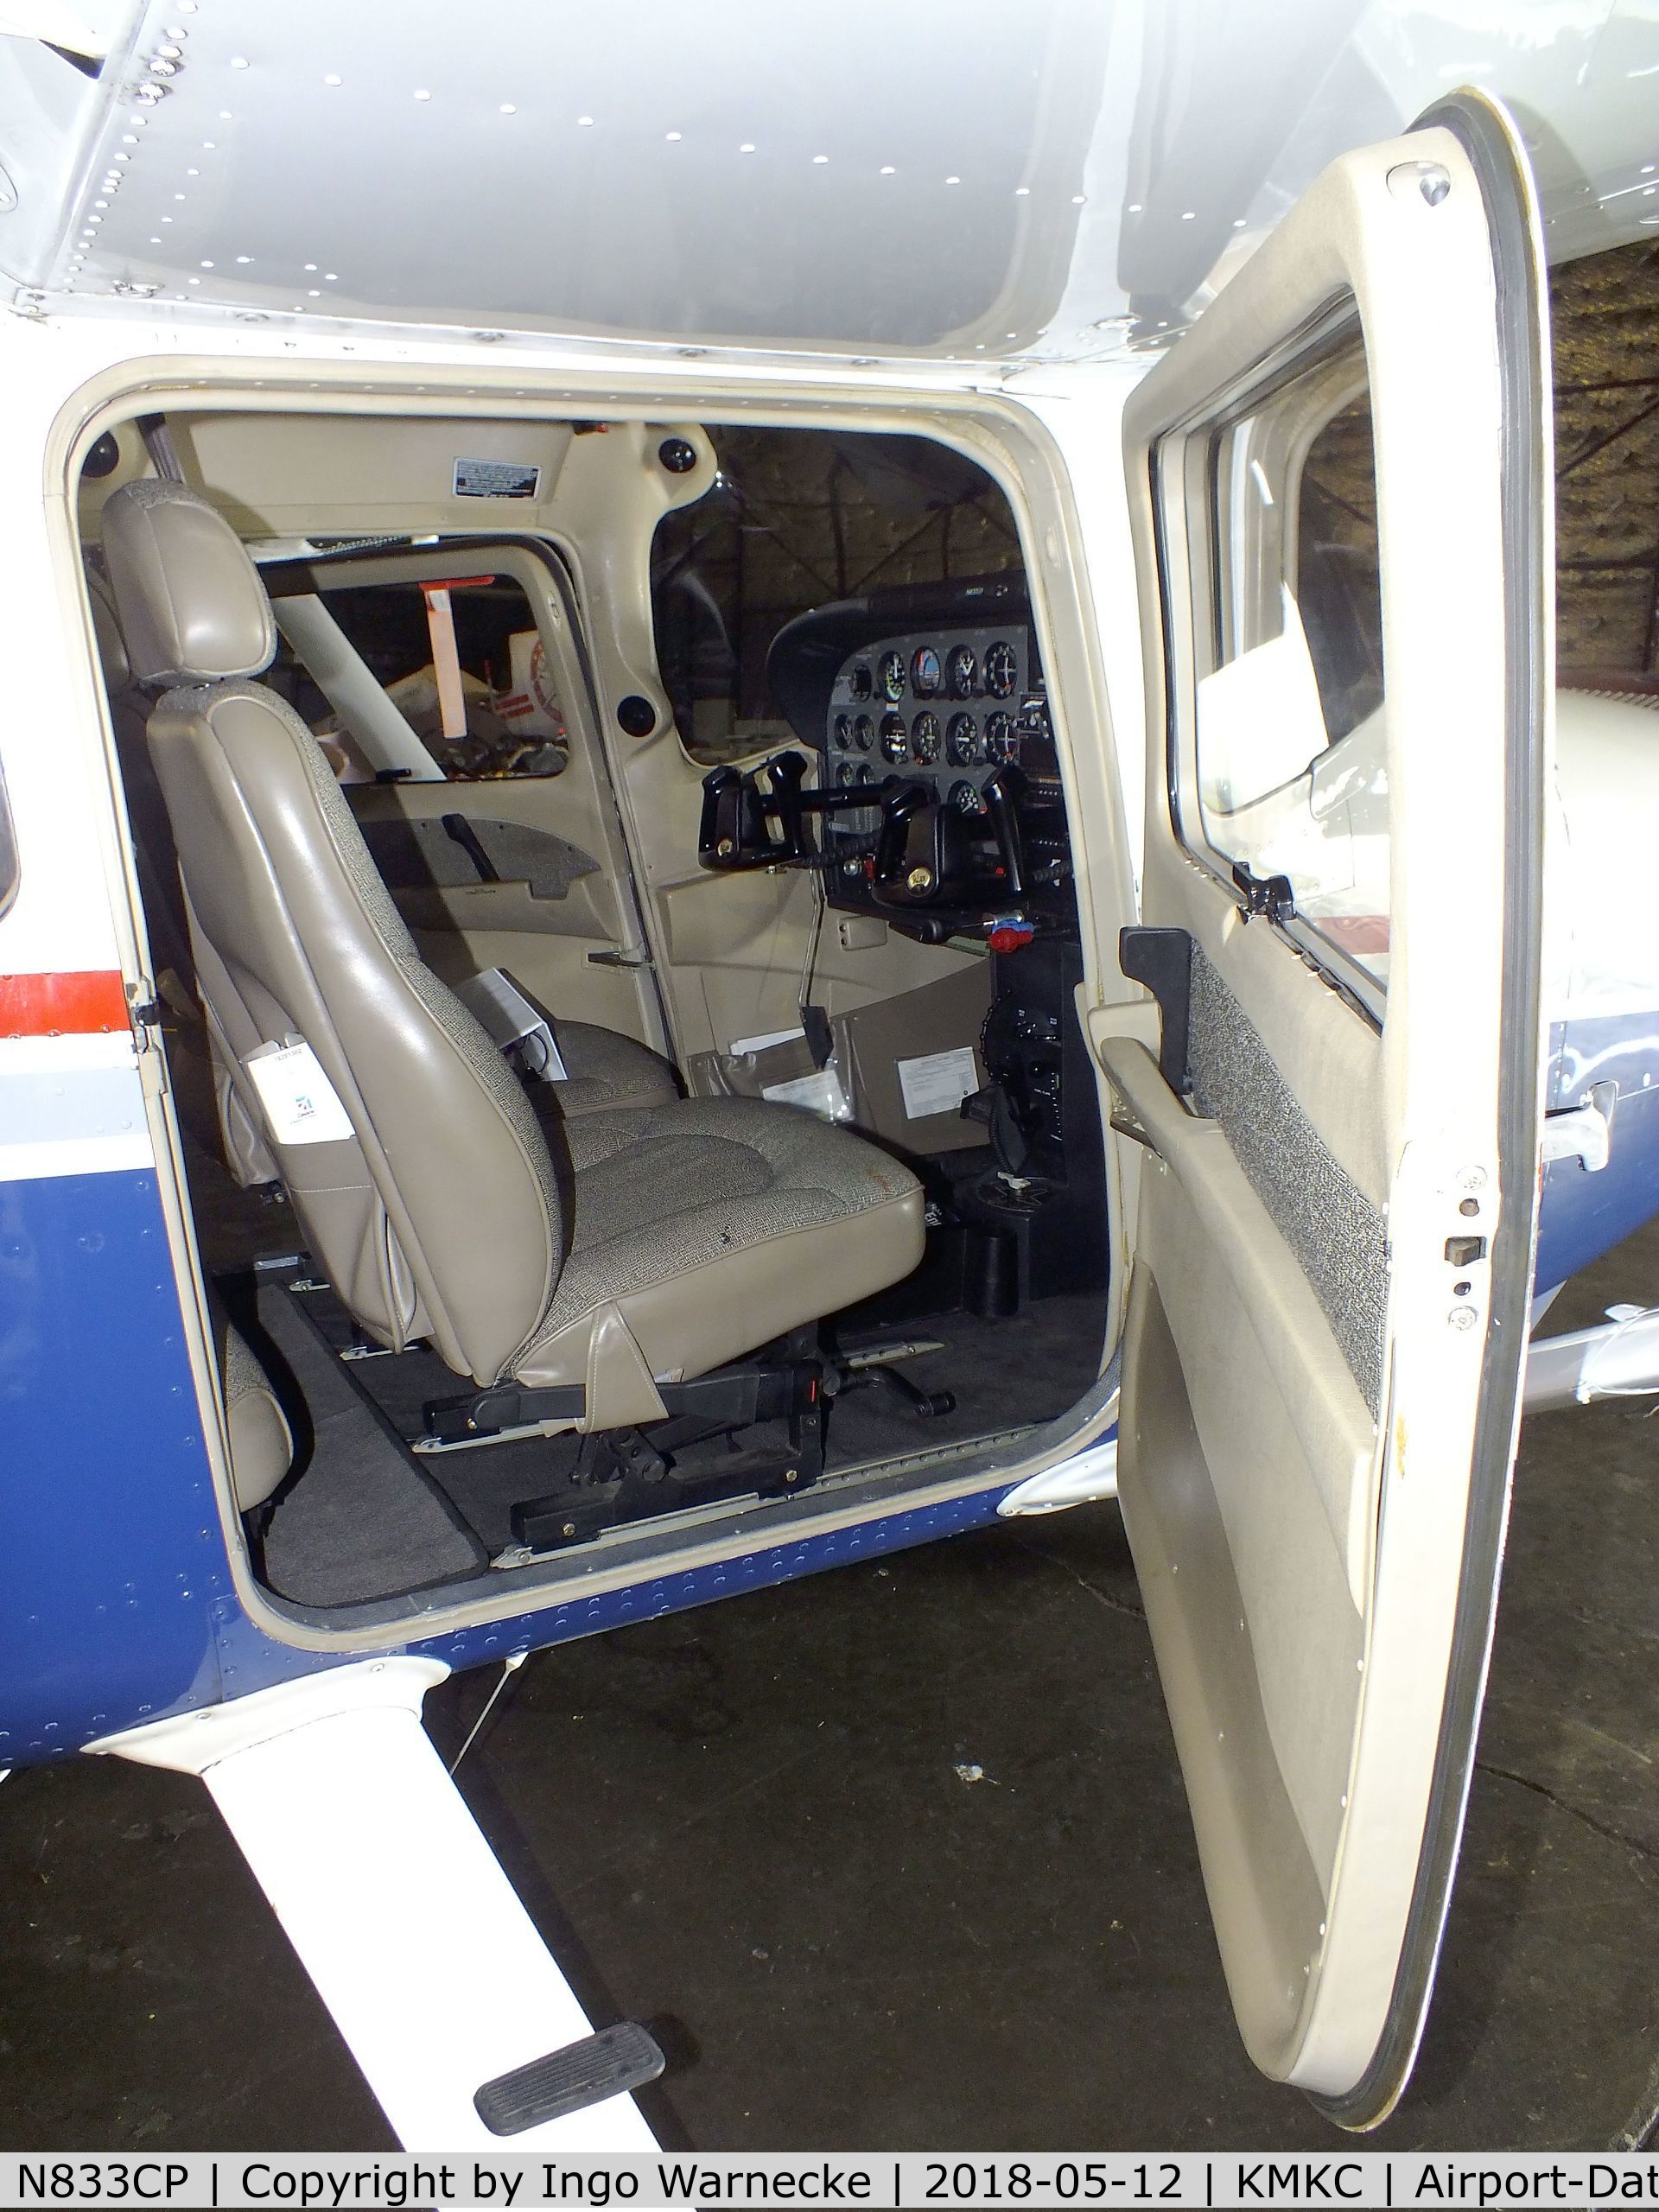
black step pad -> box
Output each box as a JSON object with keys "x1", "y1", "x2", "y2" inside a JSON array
[{"x1": 474, "y1": 2021, "x2": 665, "y2": 2136}]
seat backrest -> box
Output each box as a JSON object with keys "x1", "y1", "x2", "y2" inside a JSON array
[
  {"x1": 89, "y1": 564, "x2": 278, "y2": 1187},
  {"x1": 87, "y1": 569, "x2": 196, "y2": 986},
  {"x1": 103, "y1": 479, "x2": 565, "y2": 1384}
]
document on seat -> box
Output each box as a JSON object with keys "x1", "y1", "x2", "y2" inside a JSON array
[
  {"x1": 244, "y1": 1040, "x2": 356, "y2": 1146},
  {"x1": 897, "y1": 1046, "x2": 979, "y2": 1121}
]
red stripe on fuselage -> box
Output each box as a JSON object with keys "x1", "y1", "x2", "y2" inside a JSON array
[{"x1": 0, "y1": 970, "x2": 130, "y2": 1036}]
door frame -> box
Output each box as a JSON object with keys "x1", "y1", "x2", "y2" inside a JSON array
[{"x1": 43, "y1": 329, "x2": 1141, "y2": 1663}]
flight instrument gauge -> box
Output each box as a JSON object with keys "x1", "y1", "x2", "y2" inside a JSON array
[
  {"x1": 853, "y1": 714, "x2": 874, "y2": 752},
  {"x1": 984, "y1": 640, "x2": 1017, "y2": 697},
  {"x1": 911, "y1": 712, "x2": 942, "y2": 764},
  {"x1": 833, "y1": 714, "x2": 853, "y2": 750},
  {"x1": 879, "y1": 651, "x2": 906, "y2": 702},
  {"x1": 949, "y1": 779, "x2": 987, "y2": 817},
  {"x1": 947, "y1": 713, "x2": 981, "y2": 766},
  {"x1": 948, "y1": 645, "x2": 977, "y2": 698},
  {"x1": 911, "y1": 646, "x2": 943, "y2": 697},
  {"x1": 880, "y1": 714, "x2": 910, "y2": 763},
  {"x1": 985, "y1": 710, "x2": 1017, "y2": 763},
  {"x1": 848, "y1": 662, "x2": 874, "y2": 701}
]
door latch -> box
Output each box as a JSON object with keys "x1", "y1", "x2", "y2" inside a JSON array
[
  {"x1": 1230, "y1": 860, "x2": 1296, "y2": 928},
  {"x1": 585, "y1": 947, "x2": 652, "y2": 969},
  {"x1": 126, "y1": 977, "x2": 163, "y2": 1039}
]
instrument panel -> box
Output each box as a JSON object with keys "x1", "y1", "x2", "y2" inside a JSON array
[
  {"x1": 702, "y1": 577, "x2": 1078, "y2": 941},
  {"x1": 821, "y1": 625, "x2": 1059, "y2": 836}
]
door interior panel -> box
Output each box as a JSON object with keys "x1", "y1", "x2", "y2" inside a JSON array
[
  {"x1": 1122, "y1": 1272, "x2": 1335, "y2": 2078},
  {"x1": 353, "y1": 812, "x2": 601, "y2": 905},
  {"x1": 1185, "y1": 944, "x2": 1389, "y2": 1420}
]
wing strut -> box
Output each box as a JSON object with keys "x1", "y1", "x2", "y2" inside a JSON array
[{"x1": 92, "y1": 1657, "x2": 661, "y2": 2152}]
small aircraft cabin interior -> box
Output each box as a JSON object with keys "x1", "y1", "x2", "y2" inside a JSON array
[{"x1": 77, "y1": 406, "x2": 1117, "y2": 1620}]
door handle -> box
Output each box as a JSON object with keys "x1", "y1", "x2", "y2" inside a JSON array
[
  {"x1": 1108, "y1": 1094, "x2": 1162, "y2": 1157},
  {"x1": 1096, "y1": 1035, "x2": 1211, "y2": 1166},
  {"x1": 441, "y1": 812, "x2": 502, "y2": 884}
]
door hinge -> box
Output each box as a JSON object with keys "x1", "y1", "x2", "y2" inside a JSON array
[{"x1": 997, "y1": 1429, "x2": 1119, "y2": 1516}]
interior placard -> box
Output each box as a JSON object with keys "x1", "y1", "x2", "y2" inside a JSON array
[
  {"x1": 897, "y1": 1045, "x2": 979, "y2": 1121},
  {"x1": 762, "y1": 1067, "x2": 852, "y2": 1122},
  {"x1": 453, "y1": 457, "x2": 541, "y2": 499}
]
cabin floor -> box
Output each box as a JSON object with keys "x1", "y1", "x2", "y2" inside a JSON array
[
  {"x1": 3, "y1": 1215, "x2": 1655, "y2": 2151},
  {"x1": 232, "y1": 1267, "x2": 1107, "y2": 1600}
]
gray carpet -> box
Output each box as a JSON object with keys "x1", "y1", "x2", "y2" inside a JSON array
[
  {"x1": 255, "y1": 1283, "x2": 486, "y2": 1606},
  {"x1": 827, "y1": 1293, "x2": 1105, "y2": 1468},
  {"x1": 291, "y1": 1285, "x2": 1108, "y2": 1554}
]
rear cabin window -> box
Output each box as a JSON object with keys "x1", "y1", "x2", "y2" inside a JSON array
[{"x1": 267, "y1": 569, "x2": 571, "y2": 782}]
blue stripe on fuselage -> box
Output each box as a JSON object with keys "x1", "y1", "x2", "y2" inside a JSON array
[
  {"x1": 0, "y1": 1168, "x2": 227, "y2": 1759},
  {"x1": 0, "y1": 1165, "x2": 1027, "y2": 1758},
  {"x1": 1538, "y1": 1011, "x2": 1659, "y2": 1292}
]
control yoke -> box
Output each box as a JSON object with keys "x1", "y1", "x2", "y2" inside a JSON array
[{"x1": 698, "y1": 750, "x2": 1029, "y2": 919}]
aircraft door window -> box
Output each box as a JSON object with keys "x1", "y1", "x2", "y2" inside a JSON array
[
  {"x1": 276, "y1": 569, "x2": 573, "y2": 784},
  {"x1": 1174, "y1": 324, "x2": 1390, "y2": 994}
]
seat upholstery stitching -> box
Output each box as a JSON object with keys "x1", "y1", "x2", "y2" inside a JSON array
[{"x1": 532, "y1": 1185, "x2": 920, "y2": 1348}]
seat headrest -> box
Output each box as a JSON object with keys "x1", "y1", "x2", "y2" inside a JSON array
[{"x1": 101, "y1": 479, "x2": 276, "y2": 687}]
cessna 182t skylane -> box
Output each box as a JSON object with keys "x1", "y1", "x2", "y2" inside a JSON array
[{"x1": 2, "y1": 0, "x2": 1657, "y2": 2153}]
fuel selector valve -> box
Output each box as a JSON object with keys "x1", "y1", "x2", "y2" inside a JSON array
[{"x1": 986, "y1": 918, "x2": 1035, "y2": 954}]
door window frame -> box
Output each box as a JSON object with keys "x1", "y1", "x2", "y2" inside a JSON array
[
  {"x1": 1152, "y1": 297, "x2": 1389, "y2": 1028},
  {"x1": 264, "y1": 534, "x2": 600, "y2": 788}
]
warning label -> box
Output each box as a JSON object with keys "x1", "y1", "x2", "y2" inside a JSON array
[{"x1": 453, "y1": 457, "x2": 541, "y2": 499}]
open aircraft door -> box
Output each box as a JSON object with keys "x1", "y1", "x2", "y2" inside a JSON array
[{"x1": 1109, "y1": 95, "x2": 1550, "y2": 2125}]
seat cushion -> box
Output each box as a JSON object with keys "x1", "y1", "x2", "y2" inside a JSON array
[
  {"x1": 513, "y1": 1096, "x2": 925, "y2": 1421},
  {"x1": 547, "y1": 1020, "x2": 678, "y2": 1117},
  {"x1": 209, "y1": 1300, "x2": 293, "y2": 1510}
]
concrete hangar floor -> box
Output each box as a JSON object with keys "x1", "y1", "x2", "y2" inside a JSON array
[{"x1": 1, "y1": 1214, "x2": 1655, "y2": 2155}]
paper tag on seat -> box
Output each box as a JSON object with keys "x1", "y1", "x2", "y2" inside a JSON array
[{"x1": 244, "y1": 1040, "x2": 355, "y2": 1146}]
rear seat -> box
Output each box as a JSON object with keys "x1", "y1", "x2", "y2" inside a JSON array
[{"x1": 209, "y1": 1300, "x2": 293, "y2": 1510}]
